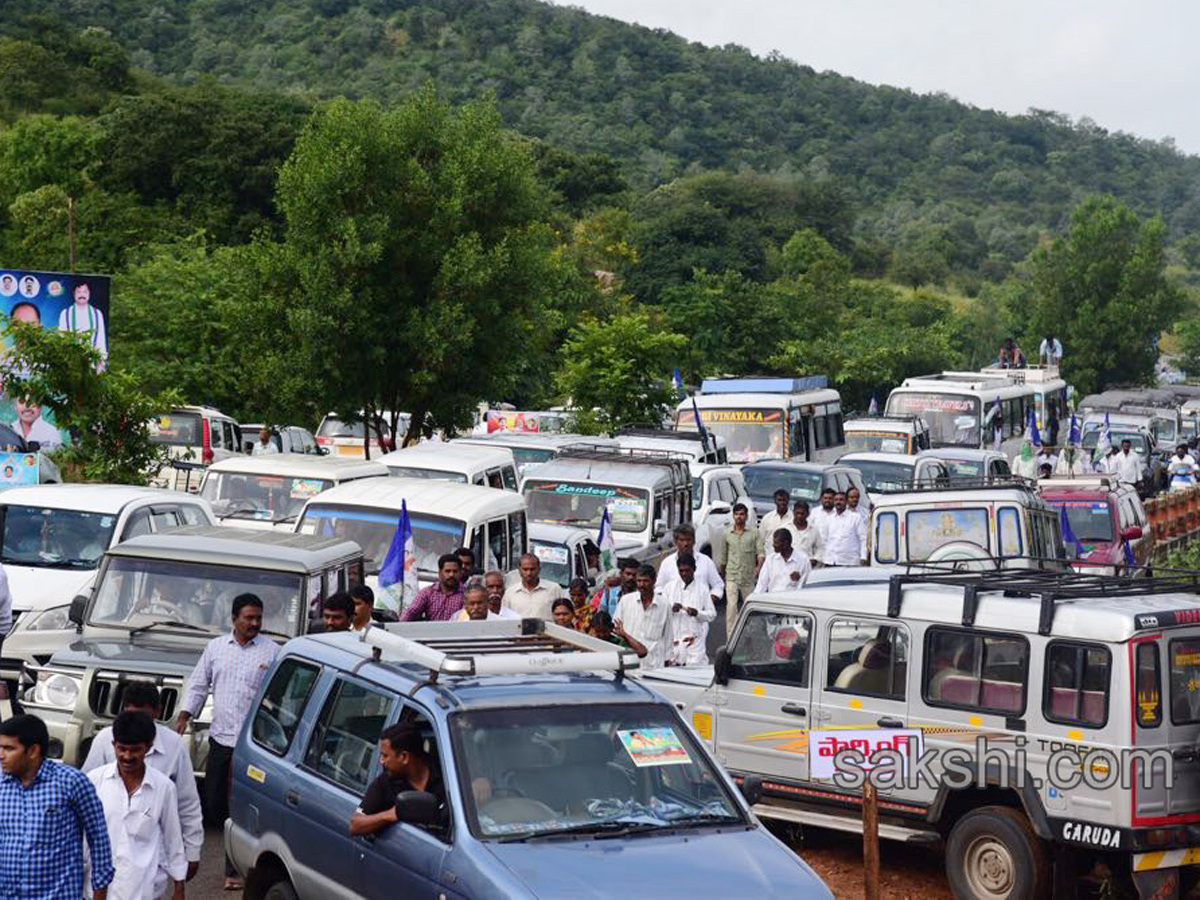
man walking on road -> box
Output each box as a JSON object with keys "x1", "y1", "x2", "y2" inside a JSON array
[
  {"x1": 786, "y1": 500, "x2": 825, "y2": 565},
  {"x1": 401, "y1": 555, "x2": 466, "y2": 622},
  {"x1": 615, "y1": 565, "x2": 670, "y2": 670},
  {"x1": 1113, "y1": 439, "x2": 1142, "y2": 489},
  {"x1": 0, "y1": 714, "x2": 114, "y2": 900},
  {"x1": 503, "y1": 554, "x2": 562, "y2": 619},
  {"x1": 664, "y1": 554, "x2": 715, "y2": 666},
  {"x1": 82, "y1": 682, "x2": 202, "y2": 881},
  {"x1": 824, "y1": 492, "x2": 867, "y2": 566},
  {"x1": 757, "y1": 489, "x2": 791, "y2": 563},
  {"x1": 656, "y1": 524, "x2": 723, "y2": 605},
  {"x1": 755, "y1": 530, "x2": 812, "y2": 593},
  {"x1": 176, "y1": 594, "x2": 280, "y2": 891},
  {"x1": 717, "y1": 503, "x2": 757, "y2": 636}
]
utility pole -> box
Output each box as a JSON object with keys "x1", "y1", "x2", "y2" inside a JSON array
[{"x1": 67, "y1": 195, "x2": 77, "y2": 272}]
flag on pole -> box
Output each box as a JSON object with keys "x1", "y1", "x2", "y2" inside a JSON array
[
  {"x1": 1068, "y1": 415, "x2": 1081, "y2": 446},
  {"x1": 1124, "y1": 538, "x2": 1137, "y2": 570},
  {"x1": 378, "y1": 499, "x2": 418, "y2": 614},
  {"x1": 675, "y1": 367, "x2": 711, "y2": 455},
  {"x1": 1059, "y1": 506, "x2": 1085, "y2": 557},
  {"x1": 598, "y1": 506, "x2": 618, "y2": 579},
  {"x1": 1093, "y1": 413, "x2": 1113, "y2": 466},
  {"x1": 1027, "y1": 407, "x2": 1042, "y2": 448},
  {"x1": 868, "y1": 392, "x2": 879, "y2": 416}
]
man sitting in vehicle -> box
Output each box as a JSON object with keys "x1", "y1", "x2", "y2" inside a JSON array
[
  {"x1": 350, "y1": 724, "x2": 445, "y2": 837},
  {"x1": 322, "y1": 592, "x2": 354, "y2": 632}
]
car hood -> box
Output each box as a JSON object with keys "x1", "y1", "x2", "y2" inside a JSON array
[
  {"x1": 483, "y1": 827, "x2": 830, "y2": 899},
  {"x1": 5, "y1": 566, "x2": 97, "y2": 612},
  {"x1": 636, "y1": 665, "x2": 715, "y2": 689},
  {"x1": 50, "y1": 634, "x2": 210, "y2": 676}
]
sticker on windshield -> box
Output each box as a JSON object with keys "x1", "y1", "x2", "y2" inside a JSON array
[
  {"x1": 533, "y1": 545, "x2": 570, "y2": 565},
  {"x1": 880, "y1": 439, "x2": 906, "y2": 454},
  {"x1": 290, "y1": 478, "x2": 325, "y2": 500},
  {"x1": 100, "y1": 516, "x2": 113, "y2": 527},
  {"x1": 618, "y1": 728, "x2": 691, "y2": 767}
]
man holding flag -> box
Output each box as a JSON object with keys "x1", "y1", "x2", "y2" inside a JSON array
[
  {"x1": 1011, "y1": 409, "x2": 1040, "y2": 480},
  {"x1": 378, "y1": 500, "x2": 419, "y2": 615},
  {"x1": 1091, "y1": 413, "x2": 1114, "y2": 473},
  {"x1": 1055, "y1": 415, "x2": 1089, "y2": 476}
]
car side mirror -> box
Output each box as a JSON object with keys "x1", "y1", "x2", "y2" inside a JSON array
[
  {"x1": 1123, "y1": 526, "x2": 1143, "y2": 541},
  {"x1": 394, "y1": 791, "x2": 442, "y2": 827},
  {"x1": 653, "y1": 518, "x2": 668, "y2": 539},
  {"x1": 739, "y1": 774, "x2": 764, "y2": 806},
  {"x1": 714, "y1": 645, "x2": 732, "y2": 685},
  {"x1": 68, "y1": 594, "x2": 87, "y2": 629},
  {"x1": 708, "y1": 505, "x2": 731, "y2": 517}
]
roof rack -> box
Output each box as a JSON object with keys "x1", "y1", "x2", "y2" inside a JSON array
[
  {"x1": 886, "y1": 566, "x2": 1200, "y2": 635},
  {"x1": 870, "y1": 473, "x2": 1037, "y2": 495},
  {"x1": 361, "y1": 619, "x2": 640, "y2": 679}
]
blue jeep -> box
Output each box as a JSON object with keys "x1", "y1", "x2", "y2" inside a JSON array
[{"x1": 227, "y1": 621, "x2": 832, "y2": 899}]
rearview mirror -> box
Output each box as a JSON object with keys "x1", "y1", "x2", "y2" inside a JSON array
[
  {"x1": 394, "y1": 791, "x2": 443, "y2": 827},
  {"x1": 739, "y1": 774, "x2": 764, "y2": 806},
  {"x1": 652, "y1": 518, "x2": 668, "y2": 539},
  {"x1": 1123, "y1": 526, "x2": 1143, "y2": 541},
  {"x1": 708, "y1": 505, "x2": 731, "y2": 517},
  {"x1": 714, "y1": 646, "x2": 732, "y2": 685},
  {"x1": 68, "y1": 594, "x2": 87, "y2": 629}
]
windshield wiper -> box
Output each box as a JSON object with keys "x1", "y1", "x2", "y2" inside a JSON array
[
  {"x1": 220, "y1": 509, "x2": 266, "y2": 520},
  {"x1": 498, "y1": 819, "x2": 666, "y2": 843},
  {"x1": 34, "y1": 558, "x2": 96, "y2": 570},
  {"x1": 129, "y1": 619, "x2": 208, "y2": 637},
  {"x1": 660, "y1": 813, "x2": 744, "y2": 829},
  {"x1": 272, "y1": 513, "x2": 300, "y2": 525}
]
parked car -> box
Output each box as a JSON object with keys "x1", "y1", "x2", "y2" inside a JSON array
[
  {"x1": 837, "y1": 452, "x2": 949, "y2": 495},
  {"x1": 149, "y1": 405, "x2": 243, "y2": 491},
  {"x1": 0, "y1": 484, "x2": 214, "y2": 691},
  {"x1": 228, "y1": 621, "x2": 833, "y2": 900},
  {"x1": 917, "y1": 447, "x2": 1011, "y2": 479},
  {"x1": 241, "y1": 424, "x2": 322, "y2": 456},
  {"x1": 316, "y1": 412, "x2": 405, "y2": 458},
  {"x1": 842, "y1": 415, "x2": 931, "y2": 455},
  {"x1": 740, "y1": 461, "x2": 868, "y2": 518},
  {"x1": 19, "y1": 526, "x2": 364, "y2": 770},
  {"x1": 638, "y1": 567, "x2": 1200, "y2": 900},
  {"x1": 614, "y1": 427, "x2": 729, "y2": 465},
  {"x1": 1039, "y1": 476, "x2": 1153, "y2": 574},
  {"x1": 378, "y1": 443, "x2": 519, "y2": 491},
  {"x1": 200, "y1": 455, "x2": 389, "y2": 530}
]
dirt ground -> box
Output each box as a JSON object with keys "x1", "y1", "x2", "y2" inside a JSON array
[{"x1": 784, "y1": 826, "x2": 954, "y2": 900}]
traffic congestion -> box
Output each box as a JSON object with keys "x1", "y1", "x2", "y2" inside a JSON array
[{"x1": 8, "y1": 357, "x2": 1200, "y2": 900}]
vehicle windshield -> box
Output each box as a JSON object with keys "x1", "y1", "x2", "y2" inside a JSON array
[
  {"x1": 90, "y1": 557, "x2": 303, "y2": 635},
  {"x1": 524, "y1": 482, "x2": 648, "y2": 533},
  {"x1": 905, "y1": 507, "x2": 990, "y2": 560},
  {"x1": 678, "y1": 408, "x2": 784, "y2": 464},
  {"x1": 318, "y1": 417, "x2": 390, "y2": 440},
  {"x1": 296, "y1": 504, "x2": 464, "y2": 576},
  {"x1": 386, "y1": 466, "x2": 468, "y2": 483},
  {"x1": 452, "y1": 703, "x2": 744, "y2": 841},
  {"x1": 201, "y1": 472, "x2": 332, "y2": 523},
  {"x1": 938, "y1": 458, "x2": 983, "y2": 477},
  {"x1": 150, "y1": 412, "x2": 202, "y2": 446},
  {"x1": 1184, "y1": 420, "x2": 1198, "y2": 440},
  {"x1": 844, "y1": 432, "x2": 909, "y2": 454},
  {"x1": 531, "y1": 540, "x2": 572, "y2": 587},
  {"x1": 842, "y1": 459, "x2": 916, "y2": 492},
  {"x1": 886, "y1": 392, "x2": 981, "y2": 447},
  {"x1": 1045, "y1": 500, "x2": 1114, "y2": 542},
  {"x1": 1155, "y1": 419, "x2": 1178, "y2": 443},
  {"x1": 742, "y1": 466, "x2": 822, "y2": 505},
  {"x1": 0, "y1": 505, "x2": 117, "y2": 569},
  {"x1": 1082, "y1": 430, "x2": 1149, "y2": 456}
]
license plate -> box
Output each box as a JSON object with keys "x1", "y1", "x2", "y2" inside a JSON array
[{"x1": 337, "y1": 445, "x2": 365, "y2": 458}]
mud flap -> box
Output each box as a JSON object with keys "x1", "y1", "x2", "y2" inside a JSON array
[{"x1": 1133, "y1": 866, "x2": 1179, "y2": 900}]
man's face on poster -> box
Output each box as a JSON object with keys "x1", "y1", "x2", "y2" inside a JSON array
[
  {"x1": 73, "y1": 284, "x2": 90, "y2": 305},
  {"x1": 11, "y1": 304, "x2": 39, "y2": 325},
  {"x1": 0, "y1": 276, "x2": 13, "y2": 292},
  {"x1": 15, "y1": 400, "x2": 41, "y2": 424}
]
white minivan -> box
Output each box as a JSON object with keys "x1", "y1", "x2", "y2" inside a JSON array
[
  {"x1": 377, "y1": 443, "x2": 519, "y2": 491},
  {"x1": 148, "y1": 405, "x2": 244, "y2": 491},
  {"x1": 294, "y1": 478, "x2": 528, "y2": 595}
]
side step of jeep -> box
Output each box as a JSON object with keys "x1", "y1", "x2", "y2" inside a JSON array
[{"x1": 754, "y1": 802, "x2": 942, "y2": 844}]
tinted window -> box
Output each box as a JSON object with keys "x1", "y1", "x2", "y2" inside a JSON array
[
  {"x1": 729, "y1": 611, "x2": 812, "y2": 687},
  {"x1": 501, "y1": 466, "x2": 518, "y2": 492},
  {"x1": 150, "y1": 508, "x2": 183, "y2": 532},
  {"x1": 253, "y1": 658, "x2": 321, "y2": 755},
  {"x1": 742, "y1": 466, "x2": 822, "y2": 505},
  {"x1": 150, "y1": 413, "x2": 201, "y2": 446},
  {"x1": 826, "y1": 619, "x2": 907, "y2": 700},
  {"x1": 924, "y1": 628, "x2": 1028, "y2": 714},
  {"x1": 508, "y1": 512, "x2": 526, "y2": 569},
  {"x1": 121, "y1": 509, "x2": 152, "y2": 541},
  {"x1": 304, "y1": 678, "x2": 396, "y2": 793},
  {"x1": 1043, "y1": 642, "x2": 1110, "y2": 727}
]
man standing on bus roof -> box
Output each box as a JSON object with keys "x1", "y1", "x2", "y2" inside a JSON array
[{"x1": 1039, "y1": 334, "x2": 1064, "y2": 367}]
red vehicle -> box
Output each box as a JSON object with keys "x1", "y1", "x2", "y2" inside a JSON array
[{"x1": 1039, "y1": 477, "x2": 1153, "y2": 574}]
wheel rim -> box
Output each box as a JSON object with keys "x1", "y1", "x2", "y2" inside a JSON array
[{"x1": 963, "y1": 833, "x2": 1015, "y2": 898}]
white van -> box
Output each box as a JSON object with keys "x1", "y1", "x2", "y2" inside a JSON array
[
  {"x1": 200, "y1": 455, "x2": 389, "y2": 529},
  {"x1": 315, "y1": 411, "x2": 407, "y2": 458},
  {"x1": 453, "y1": 433, "x2": 620, "y2": 478},
  {"x1": 148, "y1": 405, "x2": 243, "y2": 491},
  {"x1": 614, "y1": 428, "x2": 729, "y2": 465},
  {"x1": 295, "y1": 479, "x2": 528, "y2": 592},
  {"x1": 377, "y1": 443, "x2": 519, "y2": 491}
]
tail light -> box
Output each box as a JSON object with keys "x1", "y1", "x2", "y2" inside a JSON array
[
  {"x1": 317, "y1": 436, "x2": 332, "y2": 446},
  {"x1": 201, "y1": 419, "x2": 213, "y2": 465}
]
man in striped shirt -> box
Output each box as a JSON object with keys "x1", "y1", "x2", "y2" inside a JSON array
[{"x1": 176, "y1": 594, "x2": 280, "y2": 890}]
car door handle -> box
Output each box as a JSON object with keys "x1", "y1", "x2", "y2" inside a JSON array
[
  {"x1": 876, "y1": 717, "x2": 904, "y2": 729},
  {"x1": 780, "y1": 703, "x2": 806, "y2": 717},
  {"x1": 285, "y1": 790, "x2": 301, "y2": 807}
]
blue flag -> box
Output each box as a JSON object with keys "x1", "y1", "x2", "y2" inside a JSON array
[
  {"x1": 1027, "y1": 407, "x2": 1042, "y2": 448},
  {"x1": 1068, "y1": 414, "x2": 1081, "y2": 446},
  {"x1": 378, "y1": 500, "x2": 418, "y2": 613},
  {"x1": 675, "y1": 367, "x2": 711, "y2": 454},
  {"x1": 672, "y1": 368, "x2": 686, "y2": 399},
  {"x1": 1124, "y1": 539, "x2": 1137, "y2": 570},
  {"x1": 1059, "y1": 506, "x2": 1085, "y2": 557}
]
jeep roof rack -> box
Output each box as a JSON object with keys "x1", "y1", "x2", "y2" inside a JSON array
[
  {"x1": 887, "y1": 566, "x2": 1200, "y2": 635},
  {"x1": 870, "y1": 473, "x2": 1037, "y2": 495},
  {"x1": 360, "y1": 619, "x2": 640, "y2": 679}
]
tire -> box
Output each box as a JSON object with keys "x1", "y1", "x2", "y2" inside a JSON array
[
  {"x1": 263, "y1": 881, "x2": 299, "y2": 900},
  {"x1": 946, "y1": 806, "x2": 1050, "y2": 900}
]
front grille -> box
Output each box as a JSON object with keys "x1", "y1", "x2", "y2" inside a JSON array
[{"x1": 89, "y1": 671, "x2": 183, "y2": 723}]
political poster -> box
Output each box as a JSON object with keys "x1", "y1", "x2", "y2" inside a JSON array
[
  {"x1": 0, "y1": 268, "x2": 112, "y2": 449},
  {"x1": 0, "y1": 452, "x2": 40, "y2": 489}
]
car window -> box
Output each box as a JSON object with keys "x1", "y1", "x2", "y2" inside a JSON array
[
  {"x1": 253, "y1": 658, "x2": 322, "y2": 755},
  {"x1": 1044, "y1": 642, "x2": 1110, "y2": 727},
  {"x1": 508, "y1": 512, "x2": 525, "y2": 569},
  {"x1": 178, "y1": 505, "x2": 208, "y2": 526},
  {"x1": 487, "y1": 518, "x2": 508, "y2": 572},
  {"x1": 121, "y1": 509, "x2": 152, "y2": 541},
  {"x1": 304, "y1": 678, "x2": 397, "y2": 793},
  {"x1": 874, "y1": 512, "x2": 899, "y2": 564},
  {"x1": 1137, "y1": 643, "x2": 1162, "y2": 728},
  {"x1": 923, "y1": 628, "x2": 1028, "y2": 715},
  {"x1": 905, "y1": 508, "x2": 989, "y2": 561},
  {"x1": 729, "y1": 611, "x2": 812, "y2": 687},
  {"x1": 222, "y1": 422, "x2": 236, "y2": 451},
  {"x1": 1170, "y1": 637, "x2": 1200, "y2": 725},
  {"x1": 826, "y1": 618, "x2": 907, "y2": 700},
  {"x1": 150, "y1": 508, "x2": 183, "y2": 532},
  {"x1": 501, "y1": 466, "x2": 518, "y2": 492},
  {"x1": 996, "y1": 507, "x2": 1023, "y2": 558}
]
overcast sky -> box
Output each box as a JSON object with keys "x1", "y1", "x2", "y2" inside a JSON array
[{"x1": 555, "y1": 0, "x2": 1198, "y2": 154}]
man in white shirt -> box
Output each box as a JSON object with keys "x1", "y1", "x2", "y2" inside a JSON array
[
  {"x1": 483, "y1": 570, "x2": 520, "y2": 619},
  {"x1": 503, "y1": 554, "x2": 561, "y2": 618},
  {"x1": 454, "y1": 584, "x2": 499, "y2": 621},
  {"x1": 755, "y1": 529, "x2": 811, "y2": 593},
  {"x1": 786, "y1": 500, "x2": 824, "y2": 564},
  {"x1": 808, "y1": 488, "x2": 836, "y2": 544},
  {"x1": 81, "y1": 683, "x2": 202, "y2": 880},
  {"x1": 1113, "y1": 439, "x2": 1143, "y2": 488},
  {"x1": 756, "y1": 489, "x2": 792, "y2": 562},
  {"x1": 1039, "y1": 335, "x2": 1063, "y2": 367},
  {"x1": 664, "y1": 554, "x2": 716, "y2": 666},
  {"x1": 614, "y1": 565, "x2": 670, "y2": 669},
  {"x1": 87, "y1": 711, "x2": 187, "y2": 900},
  {"x1": 656, "y1": 524, "x2": 723, "y2": 605},
  {"x1": 251, "y1": 427, "x2": 279, "y2": 455},
  {"x1": 824, "y1": 492, "x2": 867, "y2": 566},
  {"x1": 11, "y1": 399, "x2": 62, "y2": 449}
]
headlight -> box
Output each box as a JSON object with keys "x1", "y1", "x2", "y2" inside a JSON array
[
  {"x1": 22, "y1": 605, "x2": 73, "y2": 632},
  {"x1": 30, "y1": 670, "x2": 81, "y2": 709}
]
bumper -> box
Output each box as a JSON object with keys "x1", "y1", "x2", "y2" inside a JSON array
[
  {"x1": 1134, "y1": 848, "x2": 1200, "y2": 872},
  {"x1": 225, "y1": 819, "x2": 253, "y2": 879}
]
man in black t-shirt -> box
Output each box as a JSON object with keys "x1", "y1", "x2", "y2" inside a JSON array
[{"x1": 350, "y1": 723, "x2": 445, "y2": 837}]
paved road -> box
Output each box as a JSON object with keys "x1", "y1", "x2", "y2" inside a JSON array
[{"x1": 192, "y1": 827, "x2": 242, "y2": 899}]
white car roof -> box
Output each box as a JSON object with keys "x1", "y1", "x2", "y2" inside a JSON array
[
  {"x1": 205, "y1": 454, "x2": 390, "y2": 481},
  {"x1": 838, "y1": 452, "x2": 922, "y2": 466},
  {"x1": 917, "y1": 448, "x2": 1005, "y2": 461},
  {"x1": 844, "y1": 418, "x2": 921, "y2": 434},
  {"x1": 377, "y1": 443, "x2": 515, "y2": 471},
  {"x1": 0, "y1": 483, "x2": 205, "y2": 513},
  {"x1": 870, "y1": 485, "x2": 1047, "y2": 510},
  {"x1": 529, "y1": 522, "x2": 595, "y2": 545},
  {"x1": 302, "y1": 477, "x2": 526, "y2": 521}
]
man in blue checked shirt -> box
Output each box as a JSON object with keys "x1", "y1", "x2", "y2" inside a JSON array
[{"x1": 0, "y1": 714, "x2": 114, "y2": 900}]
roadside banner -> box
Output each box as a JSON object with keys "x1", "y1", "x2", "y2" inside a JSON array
[{"x1": 0, "y1": 452, "x2": 38, "y2": 489}]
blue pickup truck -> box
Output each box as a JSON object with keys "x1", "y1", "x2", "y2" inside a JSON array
[{"x1": 226, "y1": 620, "x2": 832, "y2": 900}]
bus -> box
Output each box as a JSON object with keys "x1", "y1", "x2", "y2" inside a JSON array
[
  {"x1": 976, "y1": 367, "x2": 1068, "y2": 432},
  {"x1": 674, "y1": 376, "x2": 845, "y2": 464},
  {"x1": 885, "y1": 372, "x2": 1035, "y2": 454}
]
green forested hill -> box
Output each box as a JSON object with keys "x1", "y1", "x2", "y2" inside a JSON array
[{"x1": 6, "y1": 0, "x2": 1200, "y2": 276}]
